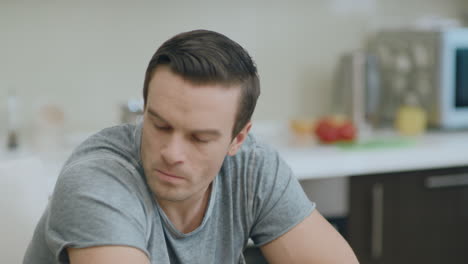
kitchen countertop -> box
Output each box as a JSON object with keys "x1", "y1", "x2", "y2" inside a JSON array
[
  {"x1": 1, "y1": 129, "x2": 468, "y2": 188},
  {"x1": 2, "y1": 127, "x2": 465, "y2": 256},
  {"x1": 273, "y1": 130, "x2": 468, "y2": 179}
]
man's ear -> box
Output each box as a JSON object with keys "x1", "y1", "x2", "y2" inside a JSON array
[{"x1": 228, "y1": 121, "x2": 252, "y2": 156}]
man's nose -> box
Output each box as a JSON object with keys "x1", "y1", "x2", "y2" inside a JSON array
[{"x1": 161, "y1": 134, "x2": 185, "y2": 166}]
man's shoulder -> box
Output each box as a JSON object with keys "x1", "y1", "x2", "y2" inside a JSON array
[
  {"x1": 52, "y1": 123, "x2": 148, "y2": 208},
  {"x1": 53, "y1": 122, "x2": 145, "y2": 194},
  {"x1": 65, "y1": 123, "x2": 141, "y2": 168}
]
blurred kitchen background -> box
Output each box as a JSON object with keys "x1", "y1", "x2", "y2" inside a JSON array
[{"x1": 2, "y1": 0, "x2": 468, "y2": 263}]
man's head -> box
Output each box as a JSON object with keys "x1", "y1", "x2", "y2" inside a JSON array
[
  {"x1": 140, "y1": 30, "x2": 260, "y2": 204},
  {"x1": 143, "y1": 29, "x2": 260, "y2": 137}
]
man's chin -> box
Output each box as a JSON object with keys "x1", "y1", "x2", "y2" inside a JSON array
[
  {"x1": 154, "y1": 192, "x2": 190, "y2": 203},
  {"x1": 151, "y1": 185, "x2": 187, "y2": 201}
]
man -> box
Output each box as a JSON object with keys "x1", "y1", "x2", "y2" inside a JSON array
[{"x1": 24, "y1": 30, "x2": 359, "y2": 263}]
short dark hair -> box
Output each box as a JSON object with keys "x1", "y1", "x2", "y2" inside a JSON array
[{"x1": 143, "y1": 29, "x2": 260, "y2": 137}]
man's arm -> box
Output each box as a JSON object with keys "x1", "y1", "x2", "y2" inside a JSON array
[
  {"x1": 68, "y1": 246, "x2": 151, "y2": 264},
  {"x1": 260, "y1": 210, "x2": 359, "y2": 264}
]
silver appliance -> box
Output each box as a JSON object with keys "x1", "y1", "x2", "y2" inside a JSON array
[
  {"x1": 368, "y1": 28, "x2": 468, "y2": 129},
  {"x1": 333, "y1": 51, "x2": 380, "y2": 130}
]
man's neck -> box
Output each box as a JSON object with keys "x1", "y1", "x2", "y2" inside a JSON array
[{"x1": 157, "y1": 183, "x2": 212, "y2": 234}]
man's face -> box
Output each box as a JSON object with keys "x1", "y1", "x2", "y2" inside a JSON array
[{"x1": 140, "y1": 66, "x2": 249, "y2": 204}]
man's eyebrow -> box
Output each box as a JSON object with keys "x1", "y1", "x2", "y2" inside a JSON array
[
  {"x1": 192, "y1": 129, "x2": 221, "y2": 136},
  {"x1": 147, "y1": 108, "x2": 168, "y2": 123},
  {"x1": 147, "y1": 107, "x2": 221, "y2": 136}
]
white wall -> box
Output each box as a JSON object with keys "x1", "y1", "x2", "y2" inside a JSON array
[
  {"x1": 0, "y1": 0, "x2": 464, "y2": 136},
  {"x1": 464, "y1": 1, "x2": 468, "y2": 24},
  {"x1": 0, "y1": 1, "x2": 466, "y2": 218}
]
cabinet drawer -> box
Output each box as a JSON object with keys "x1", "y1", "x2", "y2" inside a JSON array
[{"x1": 348, "y1": 166, "x2": 468, "y2": 264}]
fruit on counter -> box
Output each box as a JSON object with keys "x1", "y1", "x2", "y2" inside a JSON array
[
  {"x1": 394, "y1": 105, "x2": 427, "y2": 136},
  {"x1": 290, "y1": 118, "x2": 316, "y2": 136},
  {"x1": 314, "y1": 116, "x2": 357, "y2": 144},
  {"x1": 338, "y1": 122, "x2": 357, "y2": 141},
  {"x1": 314, "y1": 118, "x2": 339, "y2": 143}
]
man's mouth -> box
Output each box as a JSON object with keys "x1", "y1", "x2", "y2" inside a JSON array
[{"x1": 156, "y1": 169, "x2": 184, "y2": 179}]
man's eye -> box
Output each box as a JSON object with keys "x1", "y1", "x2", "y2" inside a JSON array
[
  {"x1": 154, "y1": 124, "x2": 171, "y2": 131},
  {"x1": 192, "y1": 136, "x2": 210, "y2": 143}
]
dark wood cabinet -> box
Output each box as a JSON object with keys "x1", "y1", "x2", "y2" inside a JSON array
[{"x1": 348, "y1": 166, "x2": 468, "y2": 264}]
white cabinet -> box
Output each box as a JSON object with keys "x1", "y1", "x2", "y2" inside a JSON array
[{"x1": 0, "y1": 157, "x2": 50, "y2": 263}]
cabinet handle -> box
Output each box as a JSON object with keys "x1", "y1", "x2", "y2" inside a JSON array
[
  {"x1": 371, "y1": 183, "x2": 384, "y2": 259},
  {"x1": 425, "y1": 173, "x2": 468, "y2": 189}
]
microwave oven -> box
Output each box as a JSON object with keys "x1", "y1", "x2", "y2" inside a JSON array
[{"x1": 368, "y1": 28, "x2": 468, "y2": 129}]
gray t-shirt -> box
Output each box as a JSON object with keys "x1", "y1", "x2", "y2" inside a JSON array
[{"x1": 24, "y1": 122, "x2": 315, "y2": 264}]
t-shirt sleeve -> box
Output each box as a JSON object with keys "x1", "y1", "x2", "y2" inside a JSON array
[
  {"x1": 248, "y1": 144, "x2": 316, "y2": 246},
  {"x1": 45, "y1": 157, "x2": 150, "y2": 263}
]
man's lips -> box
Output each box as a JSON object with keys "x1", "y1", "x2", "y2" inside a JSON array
[{"x1": 155, "y1": 169, "x2": 183, "y2": 179}]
